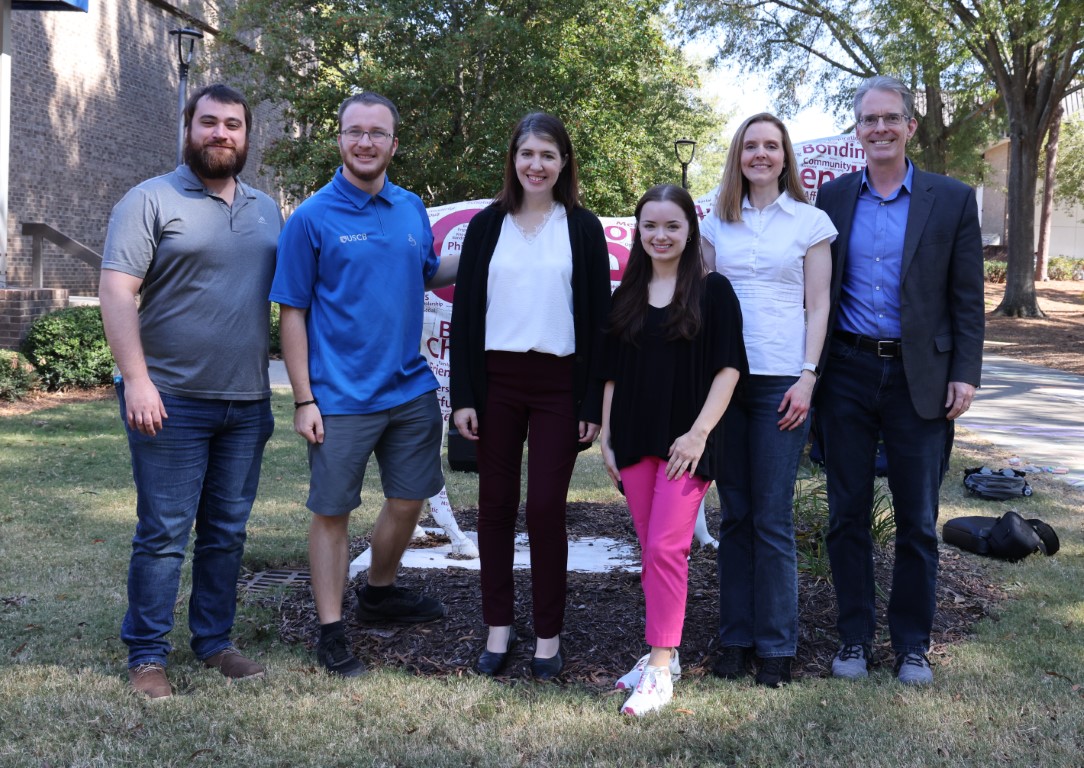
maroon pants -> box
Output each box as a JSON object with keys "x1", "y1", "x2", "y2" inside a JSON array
[{"x1": 477, "y1": 351, "x2": 579, "y2": 638}]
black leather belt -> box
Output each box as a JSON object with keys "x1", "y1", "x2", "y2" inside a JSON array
[{"x1": 833, "y1": 330, "x2": 902, "y2": 358}]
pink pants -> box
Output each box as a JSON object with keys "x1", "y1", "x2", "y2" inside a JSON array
[{"x1": 621, "y1": 457, "x2": 711, "y2": 648}]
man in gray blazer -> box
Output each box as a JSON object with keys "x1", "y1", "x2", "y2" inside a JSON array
[{"x1": 815, "y1": 75, "x2": 984, "y2": 685}]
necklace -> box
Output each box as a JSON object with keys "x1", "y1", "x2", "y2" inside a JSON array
[{"x1": 511, "y1": 202, "x2": 558, "y2": 243}]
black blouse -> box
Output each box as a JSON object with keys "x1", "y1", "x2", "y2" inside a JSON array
[{"x1": 602, "y1": 272, "x2": 747, "y2": 480}]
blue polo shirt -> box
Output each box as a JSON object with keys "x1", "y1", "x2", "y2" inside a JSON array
[
  {"x1": 838, "y1": 160, "x2": 914, "y2": 339},
  {"x1": 271, "y1": 169, "x2": 440, "y2": 414}
]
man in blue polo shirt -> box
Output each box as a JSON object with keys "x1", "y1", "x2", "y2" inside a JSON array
[{"x1": 271, "y1": 92, "x2": 459, "y2": 677}]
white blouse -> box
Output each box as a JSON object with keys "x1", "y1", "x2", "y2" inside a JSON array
[
  {"x1": 702, "y1": 192, "x2": 837, "y2": 376},
  {"x1": 485, "y1": 206, "x2": 575, "y2": 356}
]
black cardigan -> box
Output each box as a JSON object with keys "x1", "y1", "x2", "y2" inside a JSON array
[{"x1": 449, "y1": 204, "x2": 611, "y2": 423}]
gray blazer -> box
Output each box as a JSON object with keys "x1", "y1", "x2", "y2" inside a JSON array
[{"x1": 816, "y1": 163, "x2": 985, "y2": 419}]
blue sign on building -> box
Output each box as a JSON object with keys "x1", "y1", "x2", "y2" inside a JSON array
[{"x1": 12, "y1": 0, "x2": 89, "y2": 11}]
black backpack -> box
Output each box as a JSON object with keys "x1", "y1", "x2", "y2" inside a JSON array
[{"x1": 942, "y1": 511, "x2": 1060, "y2": 562}]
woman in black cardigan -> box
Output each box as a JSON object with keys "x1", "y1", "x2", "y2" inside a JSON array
[{"x1": 450, "y1": 113, "x2": 610, "y2": 679}]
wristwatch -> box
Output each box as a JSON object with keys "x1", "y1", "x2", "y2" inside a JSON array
[{"x1": 800, "y1": 362, "x2": 820, "y2": 378}]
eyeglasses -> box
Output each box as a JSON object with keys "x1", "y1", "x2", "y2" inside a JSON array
[
  {"x1": 340, "y1": 128, "x2": 393, "y2": 145},
  {"x1": 858, "y1": 113, "x2": 909, "y2": 128}
]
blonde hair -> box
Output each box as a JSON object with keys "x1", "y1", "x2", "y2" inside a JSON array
[{"x1": 714, "y1": 113, "x2": 806, "y2": 223}]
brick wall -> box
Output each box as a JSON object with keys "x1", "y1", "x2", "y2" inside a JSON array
[
  {"x1": 6, "y1": 0, "x2": 275, "y2": 295},
  {"x1": 0, "y1": 289, "x2": 69, "y2": 350}
]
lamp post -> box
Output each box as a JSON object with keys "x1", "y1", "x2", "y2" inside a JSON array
[
  {"x1": 674, "y1": 138, "x2": 696, "y2": 190},
  {"x1": 169, "y1": 27, "x2": 203, "y2": 167}
]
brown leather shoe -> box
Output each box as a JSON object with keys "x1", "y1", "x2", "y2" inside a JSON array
[
  {"x1": 203, "y1": 647, "x2": 266, "y2": 679},
  {"x1": 128, "y1": 662, "x2": 172, "y2": 699}
]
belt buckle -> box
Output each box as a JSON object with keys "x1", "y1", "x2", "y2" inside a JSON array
[{"x1": 876, "y1": 340, "x2": 897, "y2": 358}]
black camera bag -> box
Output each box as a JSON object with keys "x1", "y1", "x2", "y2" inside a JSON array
[{"x1": 942, "y1": 511, "x2": 1060, "y2": 561}]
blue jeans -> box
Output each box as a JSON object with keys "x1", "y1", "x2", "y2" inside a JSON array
[
  {"x1": 817, "y1": 338, "x2": 948, "y2": 654},
  {"x1": 117, "y1": 383, "x2": 274, "y2": 667},
  {"x1": 717, "y1": 375, "x2": 807, "y2": 657}
]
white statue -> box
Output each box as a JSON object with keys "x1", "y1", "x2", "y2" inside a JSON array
[
  {"x1": 694, "y1": 498, "x2": 719, "y2": 549},
  {"x1": 412, "y1": 485, "x2": 480, "y2": 558}
]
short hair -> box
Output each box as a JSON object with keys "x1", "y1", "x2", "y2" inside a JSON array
[
  {"x1": 184, "y1": 84, "x2": 252, "y2": 137},
  {"x1": 854, "y1": 75, "x2": 915, "y2": 121},
  {"x1": 337, "y1": 92, "x2": 400, "y2": 132},
  {"x1": 714, "y1": 113, "x2": 806, "y2": 222},
  {"x1": 493, "y1": 112, "x2": 581, "y2": 214}
]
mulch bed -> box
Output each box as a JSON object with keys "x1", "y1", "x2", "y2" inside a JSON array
[
  {"x1": 261, "y1": 501, "x2": 1005, "y2": 688},
  {"x1": 984, "y1": 280, "x2": 1084, "y2": 375},
  {"x1": 0, "y1": 385, "x2": 114, "y2": 417}
]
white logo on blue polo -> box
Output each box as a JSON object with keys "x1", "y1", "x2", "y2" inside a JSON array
[
  {"x1": 258, "y1": 216, "x2": 267, "y2": 224},
  {"x1": 408, "y1": 234, "x2": 417, "y2": 246},
  {"x1": 339, "y1": 233, "x2": 368, "y2": 243}
]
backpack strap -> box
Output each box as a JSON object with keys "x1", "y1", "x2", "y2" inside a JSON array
[{"x1": 1026, "y1": 519, "x2": 1060, "y2": 556}]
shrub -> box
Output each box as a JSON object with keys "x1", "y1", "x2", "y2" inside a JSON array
[
  {"x1": 21, "y1": 306, "x2": 115, "y2": 390},
  {"x1": 984, "y1": 260, "x2": 1008, "y2": 283},
  {"x1": 1047, "y1": 256, "x2": 1084, "y2": 281},
  {"x1": 269, "y1": 302, "x2": 281, "y2": 356},
  {"x1": 0, "y1": 350, "x2": 38, "y2": 401},
  {"x1": 793, "y1": 461, "x2": 895, "y2": 580}
]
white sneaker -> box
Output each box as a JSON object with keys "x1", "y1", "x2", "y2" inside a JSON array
[
  {"x1": 615, "y1": 650, "x2": 681, "y2": 690},
  {"x1": 621, "y1": 665, "x2": 673, "y2": 716}
]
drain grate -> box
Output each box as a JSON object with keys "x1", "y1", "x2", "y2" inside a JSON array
[{"x1": 238, "y1": 569, "x2": 311, "y2": 593}]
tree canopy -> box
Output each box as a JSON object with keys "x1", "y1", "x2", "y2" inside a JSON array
[
  {"x1": 216, "y1": 0, "x2": 719, "y2": 215},
  {"x1": 679, "y1": 0, "x2": 1001, "y2": 183},
  {"x1": 1053, "y1": 115, "x2": 1084, "y2": 214},
  {"x1": 681, "y1": 0, "x2": 1084, "y2": 316}
]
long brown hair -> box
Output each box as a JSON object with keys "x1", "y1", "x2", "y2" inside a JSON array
[
  {"x1": 493, "y1": 112, "x2": 581, "y2": 214},
  {"x1": 713, "y1": 113, "x2": 806, "y2": 223},
  {"x1": 608, "y1": 185, "x2": 706, "y2": 343}
]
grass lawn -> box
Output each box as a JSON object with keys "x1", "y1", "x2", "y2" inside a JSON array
[{"x1": 0, "y1": 393, "x2": 1081, "y2": 767}]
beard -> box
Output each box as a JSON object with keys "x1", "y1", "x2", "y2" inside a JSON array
[
  {"x1": 343, "y1": 152, "x2": 392, "y2": 184},
  {"x1": 185, "y1": 138, "x2": 248, "y2": 179}
]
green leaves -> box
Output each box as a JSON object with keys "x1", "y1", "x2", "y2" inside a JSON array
[
  {"x1": 681, "y1": 1, "x2": 1004, "y2": 178},
  {"x1": 217, "y1": 0, "x2": 719, "y2": 214}
]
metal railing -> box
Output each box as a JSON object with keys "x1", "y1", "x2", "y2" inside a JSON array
[{"x1": 20, "y1": 222, "x2": 102, "y2": 289}]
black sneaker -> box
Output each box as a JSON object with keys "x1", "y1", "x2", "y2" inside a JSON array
[
  {"x1": 354, "y1": 585, "x2": 445, "y2": 624},
  {"x1": 755, "y1": 656, "x2": 793, "y2": 688},
  {"x1": 711, "y1": 646, "x2": 752, "y2": 680},
  {"x1": 316, "y1": 633, "x2": 365, "y2": 678}
]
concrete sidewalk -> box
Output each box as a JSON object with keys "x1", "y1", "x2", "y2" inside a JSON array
[
  {"x1": 270, "y1": 359, "x2": 290, "y2": 391},
  {"x1": 269, "y1": 352, "x2": 1084, "y2": 486},
  {"x1": 959, "y1": 352, "x2": 1084, "y2": 486}
]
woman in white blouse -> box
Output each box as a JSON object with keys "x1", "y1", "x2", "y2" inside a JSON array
[
  {"x1": 701, "y1": 113, "x2": 836, "y2": 688},
  {"x1": 450, "y1": 113, "x2": 610, "y2": 680}
]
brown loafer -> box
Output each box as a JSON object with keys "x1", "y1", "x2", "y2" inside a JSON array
[
  {"x1": 203, "y1": 647, "x2": 266, "y2": 680},
  {"x1": 128, "y1": 662, "x2": 172, "y2": 699}
]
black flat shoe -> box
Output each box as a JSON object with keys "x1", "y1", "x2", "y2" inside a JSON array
[
  {"x1": 475, "y1": 628, "x2": 517, "y2": 676},
  {"x1": 531, "y1": 649, "x2": 563, "y2": 681}
]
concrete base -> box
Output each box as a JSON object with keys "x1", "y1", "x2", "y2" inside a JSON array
[{"x1": 349, "y1": 528, "x2": 639, "y2": 578}]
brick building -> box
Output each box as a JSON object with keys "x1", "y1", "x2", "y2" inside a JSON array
[{"x1": 2, "y1": 0, "x2": 276, "y2": 346}]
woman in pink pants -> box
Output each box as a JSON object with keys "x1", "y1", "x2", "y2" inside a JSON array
[{"x1": 600, "y1": 184, "x2": 746, "y2": 716}]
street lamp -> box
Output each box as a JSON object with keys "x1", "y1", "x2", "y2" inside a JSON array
[
  {"x1": 674, "y1": 138, "x2": 697, "y2": 190},
  {"x1": 169, "y1": 27, "x2": 204, "y2": 167}
]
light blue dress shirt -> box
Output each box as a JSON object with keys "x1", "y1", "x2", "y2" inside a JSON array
[{"x1": 837, "y1": 161, "x2": 914, "y2": 339}]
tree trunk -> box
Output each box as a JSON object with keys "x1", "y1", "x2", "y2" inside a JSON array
[
  {"x1": 1035, "y1": 105, "x2": 1064, "y2": 282},
  {"x1": 916, "y1": 82, "x2": 949, "y2": 175},
  {"x1": 994, "y1": 118, "x2": 1044, "y2": 317}
]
